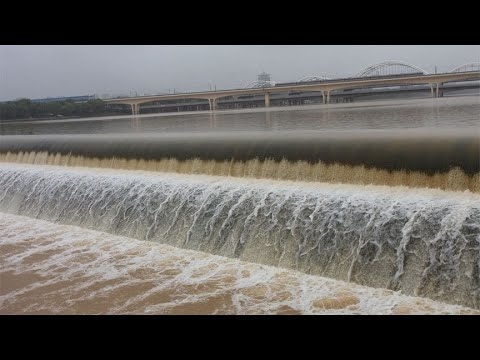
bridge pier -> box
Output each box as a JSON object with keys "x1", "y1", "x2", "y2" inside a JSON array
[
  {"x1": 264, "y1": 93, "x2": 270, "y2": 107},
  {"x1": 130, "y1": 104, "x2": 140, "y2": 116},
  {"x1": 209, "y1": 98, "x2": 217, "y2": 111},
  {"x1": 430, "y1": 83, "x2": 443, "y2": 98},
  {"x1": 321, "y1": 90, "x2": 331, "y2": 104}
]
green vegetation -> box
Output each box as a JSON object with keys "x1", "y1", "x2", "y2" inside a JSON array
[{"x1": 0, "y1": 98, "x2": 118, "y2": 121}]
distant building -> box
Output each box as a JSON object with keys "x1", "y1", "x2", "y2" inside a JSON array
[
  {"x1": 31, "y1": 95, "x2": 96, "y2": 103},
  {"x1": 257, "y1": 72, "x2": 271, "y2": 82}
]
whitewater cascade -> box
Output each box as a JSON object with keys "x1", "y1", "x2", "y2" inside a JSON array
[
  {"x1": 0, "y1": 151, "x2": 477, "y2": 192},
  {"x1": 0, "y1": 164, "x2": 479, "y2": 308},
  {"x1": 1, "y1": 212, "x2": 476, "y2": 315}
]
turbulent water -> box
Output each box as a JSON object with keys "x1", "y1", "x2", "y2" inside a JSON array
[
  {"x1": 0, "y1": 164, "x2": 479, "y2": 309},
  {"x1": 1, "y1": 96, "x2": 479, "y2": 314},
  {"x1": 0, "y1": 150, "x2": 477, "y2": 192},
  {"x1": 1, "y1": 212, "x2": 477, "y2": 315}
]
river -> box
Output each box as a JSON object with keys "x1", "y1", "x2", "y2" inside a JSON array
[{"x1": 1, "y1": 96, "x2": 479, "y2": 314}]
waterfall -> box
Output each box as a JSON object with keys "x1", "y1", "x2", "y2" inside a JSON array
[
  {"x1": 0, "y1": 163, "x2": 479, "y2": 308},
  {"x1": 1, "y1": 151, "x2": 478, "y2": 192}
]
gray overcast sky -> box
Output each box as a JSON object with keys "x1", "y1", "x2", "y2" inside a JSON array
[{"x1": 1, "y1": 45, "x2": 479, "y2": 101}]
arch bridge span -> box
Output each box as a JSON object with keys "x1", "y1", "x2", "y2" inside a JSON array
[
  {"x1": 106, "y1": 70, "x2": 480, "y2": 115},
  {"x1": 355, "y1": 61, "x2": 428, "y2": 78},
  {"x1": 450, "y1": 62, "x2": 480, "y2": 73}
]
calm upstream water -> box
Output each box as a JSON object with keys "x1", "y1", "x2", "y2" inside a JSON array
[
  {"x1": 1, "y1": 96, "x2": 479, "y2": 314},
  {"x1": 1, "y1": 96, "x2": 479, "y2": 135}
]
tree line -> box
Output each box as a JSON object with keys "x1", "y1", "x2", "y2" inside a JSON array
[{"x1": 0, "y1": 98, "x2": 125, "y2": 121}]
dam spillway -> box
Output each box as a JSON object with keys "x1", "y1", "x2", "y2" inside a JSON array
[
  {"x1": 1, "y1": 96, "x2": 479, "y2": 314},
  {"x1": 0, "y1": 129, "x2": 478, "y2": 175},
  {"x1": 0, "y1": 129, "x2": 478, "y2": 192},
  {"x1": 0, "y1": 164, "x2": 479, "y2": 308}
]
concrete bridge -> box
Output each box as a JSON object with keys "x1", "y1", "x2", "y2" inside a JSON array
[{"x1": 105, "y1": 71, "x2": 480, "y2": 116}]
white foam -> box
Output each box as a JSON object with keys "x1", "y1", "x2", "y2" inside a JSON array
[
  {"x1": 0, "y1": 163, "x2": 479, "y2": 308},
  {"x1": 0, "y1": 212, "x2": 476, "y2": 315}
]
